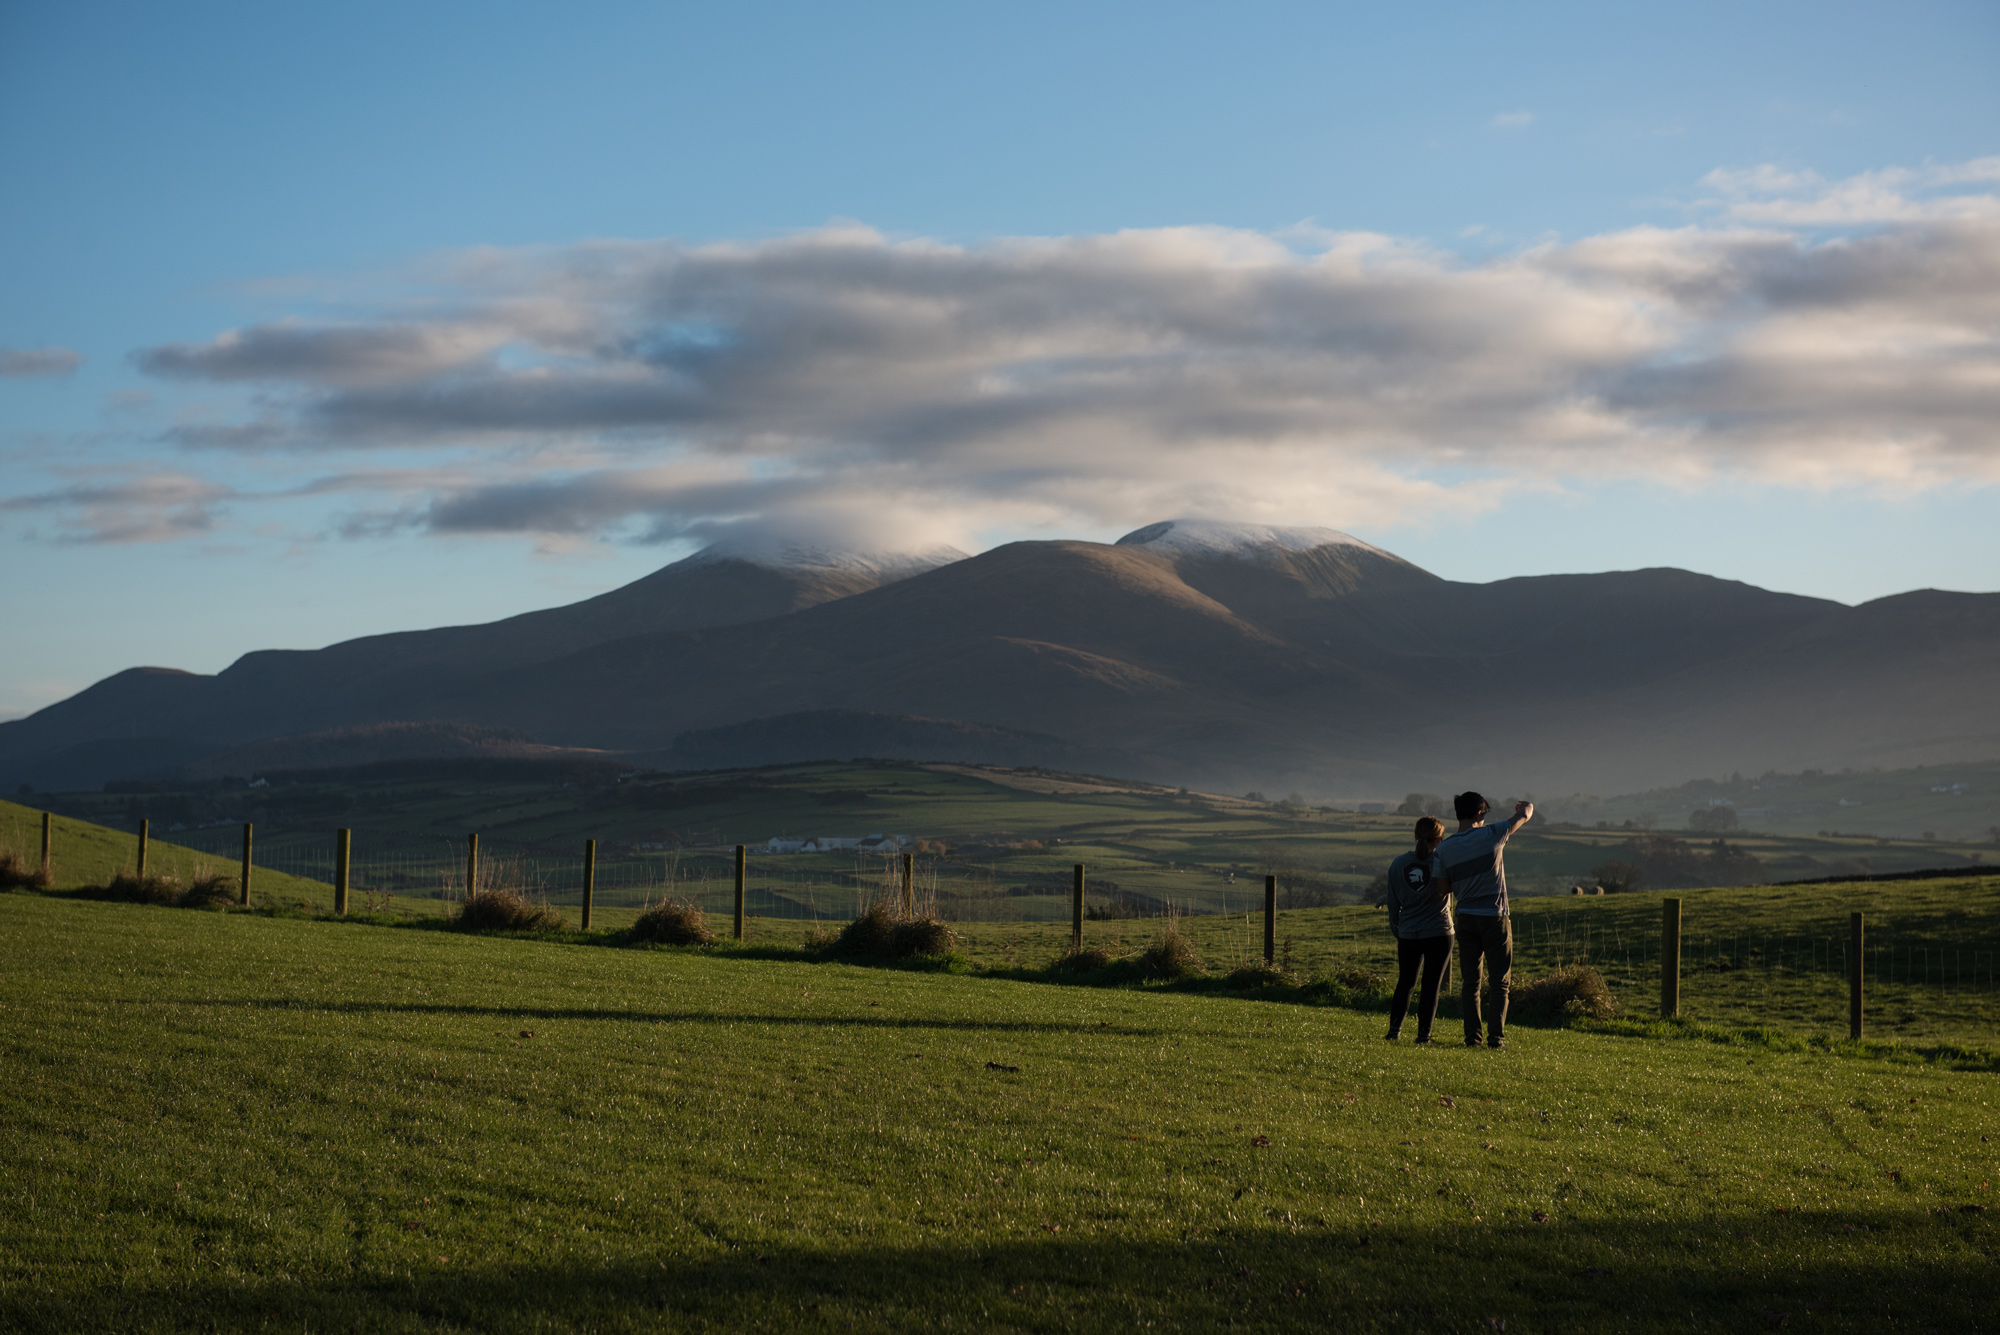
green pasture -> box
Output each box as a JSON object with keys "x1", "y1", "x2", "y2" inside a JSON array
[
  {"x1": 2, "y1": 891, "x2": 1996, "y2": 1333},
  {"x1": 29, "y1": 762, "x2": 1994, "y2": 925}
]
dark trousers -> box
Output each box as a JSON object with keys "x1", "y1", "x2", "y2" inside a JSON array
[
  {"x1": 1389, "y1": 935, "x2": 1453, "y2": 1039},
  {"x1": 1457, "y1": 914, "x2": 1513, "y2": 1044}
]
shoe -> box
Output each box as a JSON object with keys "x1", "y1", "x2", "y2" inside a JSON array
[
  {"x1": 1413, "y1": 1036, "x2": 1434, "y2": 1045},
  {"x1": 1488, "y1": 1038, "x2": 1508, "y2": 1050},
  {"x1": 1463, "y1": 1037, "x2": 1482, "y2": 1047},
  {"x1": 1384, "y1": 1031, "x2": 1402, "y2": 1042}
]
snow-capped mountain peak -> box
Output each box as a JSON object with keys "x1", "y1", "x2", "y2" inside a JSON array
[
  {"x1": 683, "y1": 535, "x2": 968, "y2": 579},
  {"x1": 1114, "y1": 518, "x2": 1391, "y2": 562}
]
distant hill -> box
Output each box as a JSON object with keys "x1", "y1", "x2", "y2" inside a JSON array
[{"x1": 4, "y1": 517, "x2": 1997, "y2": 797}]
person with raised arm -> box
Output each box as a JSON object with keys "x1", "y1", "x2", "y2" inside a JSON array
[
  {"x1": 1435, "y1": 792, "x2": 1533, "y2": 1049},
  {"x1": 1383, "y1": 815, "x2": 1453, "y2": 1043}
]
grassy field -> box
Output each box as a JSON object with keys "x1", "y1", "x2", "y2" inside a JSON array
[
  {"x1": 22, "y1": 761, "x2": 1995, "y2": 926},
  {"x1": 2, "y1": 890, "x2": 1996, "y2": 1333},
  {"x1": 0, "y1": 798, "x2": 340, "y2": 909}
]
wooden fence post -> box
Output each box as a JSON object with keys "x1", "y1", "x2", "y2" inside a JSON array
[
  {"x1": 240, "y1": 823, "x2": 253, "y2": 906},
  {"x1": 1071, "y1": 863, "x2": 1085, "y2": 951},
  {"x1": 1264, "y1": 873, "x2": 1277, "y2": 966},
  {"x1": 733, "y1": 845, "x2": 747, "y2": 940},
  {"x1": 137, "y1": 819, "x2": 149, "y2": 879},
  {"x1": 1850, "y1": 911, "x2": 1865, "y2": 1041},
  {"x1": 40, "y1": 811, "x2": 52, "y2": 883},
  {"x1": 1661, "y1": 897, "x2": 1682, "y2": 1019},
  {"x1": 902, "y1": 852, "x2": 914, "y2": 914},
  {"x1": 334, "y1": 828, "x2": 351, "y2": 915},
  {"x1": 465, "y1": 833, "x2": 479, "y2": 899},
  {"x1": 581, "y1": 838, "x2": 596, "y2": 931}
]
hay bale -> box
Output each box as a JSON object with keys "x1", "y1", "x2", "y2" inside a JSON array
[
  {"x1": 1510, "y1": 965, "x2": 1619, "y2": 1026},
  {"x1": 630, "y1": 897, "x2": 714, "y2": 946}
]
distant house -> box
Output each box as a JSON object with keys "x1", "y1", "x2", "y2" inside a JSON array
[{"x1": 762, "y1": 834, "x2": 909, "y2": 855}]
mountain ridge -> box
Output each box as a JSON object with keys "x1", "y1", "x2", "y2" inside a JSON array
[{"x1": 5, "y1": 523, "x2": 1996, "y2": 797}]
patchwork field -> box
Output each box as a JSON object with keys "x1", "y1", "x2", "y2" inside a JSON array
[{"x1": 2, "y1": 891, "x2": 1995, "y2": 1333}]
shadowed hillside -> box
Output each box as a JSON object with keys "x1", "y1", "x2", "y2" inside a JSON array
[{"x1": 4, "y1": 519, "x2": 1997, "y2": 797}]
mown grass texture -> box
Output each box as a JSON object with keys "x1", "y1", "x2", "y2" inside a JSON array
[{"x1": 1, "y1": 892, "x2": 1995, "y2": 1333}]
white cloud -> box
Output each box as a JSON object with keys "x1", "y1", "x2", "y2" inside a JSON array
[
  {"x1": 1489, "y1": 110, "x2": 1535, "y2": 130},
  {"x1": 38, "y1": 157, "x2": 1995, "y2": 548}
]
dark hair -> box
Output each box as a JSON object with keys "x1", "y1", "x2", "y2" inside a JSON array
[
  {"x1": 1453, "y1": 791, "x2": 1490, "y2": 822},
  {"x1": 1414, "y1": 816, "x2": 1444, "y2": 855}
]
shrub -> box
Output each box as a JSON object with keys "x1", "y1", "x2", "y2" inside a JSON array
[
  {"x1": 1137, "y1": 916, "x2": 1202, "y2": 979},
  {"x1": 1510, "y1": 965, "x2": 1619, "y2": 1026},
  {"x1": 832, "y1": 899, "x2": 957, "y2": 960},
  {"x1": 457, "y1": 888, "x2": 565, "y2": 932},
  {"x1": 630, "y1": 897, "x2": 714, "y2": 946},
  {"x1": 0, "y1": 848, "x2": 50, "y2": 892}
]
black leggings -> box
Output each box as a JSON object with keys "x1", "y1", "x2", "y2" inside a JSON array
[{"x1": 1389, "y1": 936, "x2": 1454, "y2": 1039}]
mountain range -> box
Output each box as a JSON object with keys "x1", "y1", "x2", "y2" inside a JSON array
[{"x1": 7, "y1": 518, "x2": 1998, "y2": 798}]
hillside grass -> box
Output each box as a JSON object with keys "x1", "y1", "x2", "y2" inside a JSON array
[
  {"x1": 0, "y1": 798, "x2": 335, "y2": 907},
  {"x1": 3, "y1": 891, "x2": 1998, "y2": 1333}
]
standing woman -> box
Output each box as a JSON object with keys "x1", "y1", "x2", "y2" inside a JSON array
[{"x1": 1384, "y1": 816, "x2": 1453, "y2": 1043}]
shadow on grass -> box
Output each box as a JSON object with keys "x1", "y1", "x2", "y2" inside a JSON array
[
  {"x1": 164, "y1": 997, "x2": 1162, "y2": 1035},
  {"x1": 4, "y1": 1210, "x2": 1993, "y2": 1334}
]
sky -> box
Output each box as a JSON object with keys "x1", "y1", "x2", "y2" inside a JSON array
[{"x1": 3, "y1": 0, "x2": 1998, "y2": 720}]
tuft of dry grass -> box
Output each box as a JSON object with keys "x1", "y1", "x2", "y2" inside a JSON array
[
  {"x1": 1510, "y1": 964, "x2": 1620, "y2": 1026},
  {"x1": 0, "y1": 848, "x2": 50, "y2": 892},
  {"x1": 1222, "y1": 961, "x2": 1289, "y2": 989},
  {"x1": 1137, "y1": 914, "x2": 1202, "y2": 979},
  {"x1": 456, "y1": 887, "x2": 565, "y2": 933},
  {"x1": 94, "y1": 868, "x2": 237, "y2": 909},
  {"x1": 1052, "y1": 944, "x2": 1115, "y2": 973},
  {"x1": 630, "y1": 897, "x2": 715, "y2": 946},
  {"x1": 832, "y1": 898, "x2": 957, "y2": 960}
]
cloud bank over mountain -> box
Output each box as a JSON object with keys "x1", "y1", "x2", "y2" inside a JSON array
[{"x1": 22, "y1": 160, "x2": 2000, "y2": 549}]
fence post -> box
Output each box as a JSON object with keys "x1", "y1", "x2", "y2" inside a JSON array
[
  {"x1": 1264, "y1": 873, "x2": 1277, "y2": 966},
  {"x1": 1071, "y1": 863, "x2": 1085, "y2": 951},
  {"x1": 734, "y1": 844, "x2": 746, "y2": 940},
  {"x1": 334, "y1": 828, "x2": 351, "y2": 915},
  {"x1": 902, "y1": 852, "x2": 914, "y2": 913},
  {"x1": 581, "y1": 838, "x2": 596, "y2": 931},
  {"x1": 240, "y1": 822, "x2": 253, "y2": 906},
  {"x1": 1850, "y1": 911, "x2": 1864, "y2": 1041},
  {"x1": 137, "y1": 819, "x2": 149, "y2": 879},
  {"x1": 40, "y1": 811, "x2": 52, "y2": 883},
  {"x1": 466, "y1": 833, "x2": 480, "y2": 899},
  {"x1": 1661, "y1": 897, "x2": 1681, "y2": 1019}
]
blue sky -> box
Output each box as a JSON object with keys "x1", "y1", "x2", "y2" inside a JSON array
[{"x1": 3, "y1": 0, "x2": 1998, "y2": 719}]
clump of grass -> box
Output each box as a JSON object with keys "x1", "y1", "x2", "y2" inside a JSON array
[
  {"x1": 1222, "y1": 961, "x2": 1290, "y2": 989},
  {"x1": 1329, "y1": 966, "x2": 1386, "y2": 996},
  {"x1": 178, "y1": 871, "x2": 239, "y2": 910},
  {"x1": 630, "y1": 897, "x2": 715, "y2": 946},
  {"x1": 1510, "y1": 964, "x2": 1619, "y2": 1026},
  {"x1": 91, "y1": 867, "x2": 237, "y2": 909},
  {"x1": 1051, "y1": 944, "x2": 1115, "y2": 974},
  {"x1": 833, "y1": 899, "x2": 958, "y2": 960},
  {"x1": 457, "y1": 887, "x2": 565, "y2": 933},
  {"x1": 0, "y1": 848, "x2": 50, "y2": 892},
  {"x1": 1137, "y1": 914, "x2": 1202, "y2": 979}
]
